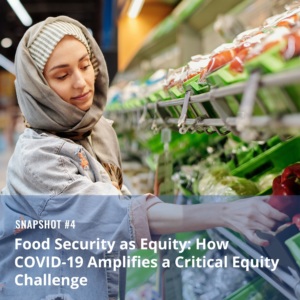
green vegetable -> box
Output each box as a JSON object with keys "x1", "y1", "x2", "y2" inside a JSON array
[{"x1": 198, "y1": 166, "x2": 259, "y2": 196}]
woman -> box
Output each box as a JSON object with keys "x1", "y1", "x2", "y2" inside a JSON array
[{"x1": 0, "y1": 16, "x2": 287, "y2": 300}]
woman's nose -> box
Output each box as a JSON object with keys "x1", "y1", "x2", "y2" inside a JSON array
[{"x1": 73, "y1": 70, "x2": 86, "y2": 88}]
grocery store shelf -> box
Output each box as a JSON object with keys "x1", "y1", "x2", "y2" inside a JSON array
[
  {"x1": 110, "y1": 70, "x2": 300, "y2": 299},
  {"x1": 107, "y1": 68, "x2": 300, "y2": 140},
  {"x1": 209, "y1": 227, "x2": 300, "y2": 300},
  {"x1": 153, "y1": 114, "x2": 300, "y2": 129},
  {"x1": 153, "y1": 67, "x2": 300, "y2": 106},
  {"x1": 123, "y1": 0, "x2": 243, "y2": 71}
]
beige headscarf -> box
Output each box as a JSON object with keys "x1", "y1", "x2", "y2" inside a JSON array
[{"x1": 14, "y1": 16, "x2": 123, "y2": 188}]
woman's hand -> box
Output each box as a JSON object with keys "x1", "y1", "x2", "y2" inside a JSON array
[
  {"x1": 220, "y1": 197, "x2": 288, "y2": 246},
  {"x1": 147, "y1": 197, "x2": 288, "y2": 246}
]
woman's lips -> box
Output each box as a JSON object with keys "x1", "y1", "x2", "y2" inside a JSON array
[{"x1": 71, "y1": 91, "x2": 91, "y2": 101}]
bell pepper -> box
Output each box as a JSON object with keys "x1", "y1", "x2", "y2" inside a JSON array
[
  {"x1": 281, "y1": 163, "x2": 300, "y2": 183},
  {"x1": 272, "y1": 175, "x2": 299, "y2": 195},
  {"x1": 268, "y1": 164, "x2": 300, "y2": 217}
]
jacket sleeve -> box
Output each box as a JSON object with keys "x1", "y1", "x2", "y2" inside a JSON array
[{"x1": 5, "y1": 132, "x2": 162, "y2": 252}]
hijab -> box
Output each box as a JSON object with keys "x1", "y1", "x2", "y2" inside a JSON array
[{"x1": 14, "y1": 16, "x2": 123, "y2": 188}]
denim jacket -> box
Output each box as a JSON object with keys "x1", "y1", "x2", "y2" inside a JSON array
[{"x1": 0, "y1": 128, "x2": 161, "y2": 300}]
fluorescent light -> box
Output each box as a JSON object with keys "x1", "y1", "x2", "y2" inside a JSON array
[
  {"x1": 1, "y1": 38, "x2": 13, "y2": 48},
  {"x1": 127, "y1": 0, "x2": 145, "y2": 19},
  {"x1": 0, "y1": 54, "x2": 15, "y2": 75},
  {"x1": 7, "y1": 0, "x2": 32, "y2": 26}
]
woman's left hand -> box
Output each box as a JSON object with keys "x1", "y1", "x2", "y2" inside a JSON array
[{"x1": 220, "y1": 196, "x2": 289, "y2": 246}]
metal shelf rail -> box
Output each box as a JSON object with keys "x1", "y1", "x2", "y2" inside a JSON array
[{"x1": 107, "y1": 68, "x2": 300, "y2": 140}]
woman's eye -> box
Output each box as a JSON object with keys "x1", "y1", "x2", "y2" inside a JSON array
[
  {"x1": 82, "y1": 64, "x2": 91, "y2": 70},
  {"x1": 57, "y1": 74, "x2": 68, "y2": 80}
]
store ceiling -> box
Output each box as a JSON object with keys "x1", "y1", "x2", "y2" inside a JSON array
[
  {"x1": 0, "y1": 0, "x2": 180, "y2": 68},
  {"x1": 0, "y1": 0, "x2": 102, "y2": 64}
]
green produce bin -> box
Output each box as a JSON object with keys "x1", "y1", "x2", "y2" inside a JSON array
[
  {"x1": 206, "y1": 65, "x2": 251, "y2": 117},
  {"x1": 182, "y1": 73, "x2": 210, "y2": 95},
  {"x1": 245, "y1": 44, "x2": 300, "y2": 113},
  {"x1": 164, "y1": 86, "x2": 192, "y2": 120},
  {"x1": 206, "y1": 65, "x2": 249, "y2": 87},
  {"x1": 206, "y1": 65, "x2": 268, "y2": 117},
  {"x1": 231, "y1": 136, "x2": 300, "y2": 184},
  {"x1": 285, "y1": 232, "x2": 300, "y2": 267},
  {"x1": 182, "y1": 74, "x2": 219, "y2": 119},
  {"x1": 154, "y1": 89, "x2": 182, "y2": 119},
  {"x1": 244, "y1": 43, "x2": 300, "y2": 75},
  {"x1": 123, "y1": 98, "x2": 145, "y2": 110},
  {"x1": 154, "y1": 89, "x2": 171, "y2": 101},
  {"x1": 168, "y1": 85, "x2": 185, "y2": 99},
  {"x1": 148, "y1": 93, "x2": 159, "y2": 103}
]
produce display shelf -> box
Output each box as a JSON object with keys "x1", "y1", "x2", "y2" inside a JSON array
[
  {"x1": 108, "y1": 67, "x2": 300, "y2": 299},
  {"x1": 210, "y1": 227, "x2": 300, "y2": 300},
  {"x1": 154, "y1": 114, "x2": 300, "y2": 128},
  {"x1": 152, "y1": 68, "x2": 300, "y2": 108},
  {"x1": 107, "y1": 68, "x2": 300, "y2": 139}
]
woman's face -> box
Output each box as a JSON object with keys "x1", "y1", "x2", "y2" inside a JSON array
[{"x1": 43, "y1": 35, "x2": 95, "y2": 111}]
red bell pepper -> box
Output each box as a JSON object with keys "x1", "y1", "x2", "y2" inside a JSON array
[
  {"x1": 281, "y1": 163, "x2": 300, "y2": 183},
  {"x1": 268, "y1": 164, "x2": 300, "y2": 217}
]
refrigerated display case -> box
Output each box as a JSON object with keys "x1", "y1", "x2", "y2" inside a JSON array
[{"x1": 110, "y1": 1, "x2": 300, "y2": 299}]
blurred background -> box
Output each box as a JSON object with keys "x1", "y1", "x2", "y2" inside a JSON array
[{"x1": 0, "y1": 0, "x2": 289, "y2": 188}]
